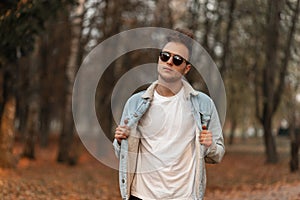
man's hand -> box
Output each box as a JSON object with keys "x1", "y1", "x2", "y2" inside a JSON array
[
  {"x1": 114, "y1": 119, "x2": 130, "y2": 144},
  {"x1": 199, "y1": 125, "x2": 212, "y2": 148}
]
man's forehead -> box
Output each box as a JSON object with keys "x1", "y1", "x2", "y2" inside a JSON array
[{"x1": 162, "y1": 42, "x2": 189, "y2": 58}]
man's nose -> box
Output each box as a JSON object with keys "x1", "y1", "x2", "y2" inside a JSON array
[{"x1": 166, "y1": 57, "x2": 173, "y2": 66}]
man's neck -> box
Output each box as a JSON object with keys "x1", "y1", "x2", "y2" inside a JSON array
[{"x1": 156, "y1": 80, "x2": 183, "y2": 97}]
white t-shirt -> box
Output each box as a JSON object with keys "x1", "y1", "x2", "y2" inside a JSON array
[{"x1": 131, "y1": 87, "x2": 197, "y2": 200}]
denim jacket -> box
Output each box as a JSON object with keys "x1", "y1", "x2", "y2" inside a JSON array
[{"x1": 113, "y1": 80, "x2": 225, "y2": 200}]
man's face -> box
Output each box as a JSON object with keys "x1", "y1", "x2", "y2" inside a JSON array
[{"x1": 157, "y1": 42, "x2": 191, "y2": 83}]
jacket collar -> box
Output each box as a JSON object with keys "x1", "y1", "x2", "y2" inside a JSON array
[{"x1": 141, "y1": 79, "x2": 199, "y2": 100}]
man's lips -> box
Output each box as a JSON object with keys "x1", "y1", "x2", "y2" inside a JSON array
[{"x1": 162, "y1": 66, "x2": 173, "y2": 71}]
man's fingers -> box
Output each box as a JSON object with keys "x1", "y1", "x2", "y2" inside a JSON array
[
  {"x1": 199, "y1": 130, "x2": 212, "y2": 147},
  {"x1": 114, "y1": 124, "x2": 131, "y2": 144},
  {"x1": 115, "y1": 135, "x2": 128, "y2": 141},
  {"x1": 116, "y1": 127, "x2": 130, "y2": 135},
  {"x1": 115, "y1": 133, "x2": 128, "y2": 139},
  {"x1": 115, "y1": 131, "x2": 129, "y2": 144},
  {"x1": 115, "y1": 129, "x2": 129, "y2": 137}
]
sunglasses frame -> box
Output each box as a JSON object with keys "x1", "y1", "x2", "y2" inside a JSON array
[{"x1": 159, "y1": 51, "x2": 190, "y2": 66}]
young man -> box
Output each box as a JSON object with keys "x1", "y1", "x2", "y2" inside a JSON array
[{"x1": 113, "y1": 29, "x2": 225, "y2": 200}]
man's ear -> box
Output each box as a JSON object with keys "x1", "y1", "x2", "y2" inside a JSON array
[{"x1": 184, "y1": 64, "x2": 191, "y2": 75}]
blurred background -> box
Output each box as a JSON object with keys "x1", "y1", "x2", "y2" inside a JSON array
[{"x1": 0, "y1": 0, "x2": 300, "y2": 199}]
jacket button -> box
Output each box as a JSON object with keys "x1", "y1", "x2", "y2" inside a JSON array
[
  {"x1": 134, "y1": 113, "x2": 138, "y2": 118},
  {"x1": 121, "y1": 155, "x2": 124, "y2": 159},
  {"x1": 122, "y1": 179, "x2": 125, "y2": 183}
]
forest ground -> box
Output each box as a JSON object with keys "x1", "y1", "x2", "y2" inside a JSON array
[{"x1": 0, "y1": 136, "x2": 300, "y2": 200}]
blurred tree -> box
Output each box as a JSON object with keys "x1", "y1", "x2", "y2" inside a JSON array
[
  {"x1": 22, "y1": 37, "x2": 41, "y2": 159},
  {"x1": 285, "y1": 0, "x2": 300, "y2": 172},
  {"x1": 153, "y1": 0, "x2": 173, "y2": 28},
  {"x1": 225, "y1": 0, "x2": 262, "y2": 143},
  {"x1": 219, "y1": 0, "x2": 236, "y2": 75},
  {"x1": 57, "y1": 0, "x2": 85, "y2": 165},
  {"x1": 0, "y1": 94, "x2": 16, "y2": 168},
  {"x1": 22, "y1": 9, "x2": 73, "y2": 158},
  {"x1": 287, "y1": 82, "x2": 300, "y2": 172},
  {"x1": 96, "y1": 0, "x2": 126, "y2": 142},
  {"x1": 0, "y1": 0, "x2": 76, "y2": 167},
  {"x1": 38, "y1": 15, "x2": 71, "y2": 148},
  {"x1": 254, "y1": 0, "x2": 300, "y2": 163}
]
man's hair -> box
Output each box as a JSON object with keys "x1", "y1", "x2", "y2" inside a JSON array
[{"x1": 166, "y1": 28, "x2": 194, "y2": 59}]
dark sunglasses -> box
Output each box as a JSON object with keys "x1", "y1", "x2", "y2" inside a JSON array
[{"x1": 159, "y1": 51, "x2": 189, "y2": 66}]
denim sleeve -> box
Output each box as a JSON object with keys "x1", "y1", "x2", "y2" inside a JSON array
[
  {"x1": 205, "y1": 99, "x2": 225, "y2": 164},
  {"x1": 113, "y1": 139, "x2": 121, "y2": 158},
  {"x1": 112, "y1": 97, "x2": 131, "y2": 159}
]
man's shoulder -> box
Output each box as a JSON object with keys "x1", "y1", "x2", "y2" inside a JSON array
[
  {"x1": 191, "y1": 90, "x2": 215, "y2": 114},
  {"x1": 193, "y1": 91, "x2": 212, "y2": 103},
  {"x1": 127, "y1": 90, "x2": 146, "y2": 103}
]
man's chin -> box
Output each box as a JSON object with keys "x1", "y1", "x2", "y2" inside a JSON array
[{"x1": 158, "y1": 75, "x2": 183, "y2": 84}]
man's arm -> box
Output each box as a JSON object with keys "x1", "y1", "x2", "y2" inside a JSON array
[
  {"x1": 113, "y1": 99, "x2": 131, "y2": 158},
  {"x1": 204, "y1": 101, "x2": 225, "y2": 164}
]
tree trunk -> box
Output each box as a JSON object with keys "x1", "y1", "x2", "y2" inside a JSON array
[
  {"x1": 22, "y1": 37, "x2": 41, "y2": 159},
  {"x1": 96, "y1": 0, "x2": 124, "y2": 141},
  {"x1": 57, "y1": 0, "x2": 85, "y2": 164},
  {"x1": 153, "y1": 0, "x2": 173, "y2": 28},
  {"x1": 39, "y1": 23, "x2": 54, "y2": 148},
  {"x1": 285, "y1": 0, "x2": 300, "y2": 171},
  {"x1": 259, "y1": 0, "x2": 281, "y2": 164},
  {"x1": 202, "y1": 0, "x2": 211, "y2": 53},
  {"x1": 290, "y1": 140, "x2": 299, "y2": 172},
  {"x1": 188, "y1": 0, "x2": 200, "y2": 31},
  {"x1": 57, "y1": 94, "x2": 74, "y2": 163},
  {"x1": 0, "y1": 63, "x2": 17, "y2": 168},
  {"x1": 229, "y1": 118, "x2": 237, "y2": 145},
  {"x1": 39, "y1": 105, "x2": 50, "y2": 147},
  {"x1": 260, "y1": 0, "x2": 299, "y2": 164},
  {"x1": 22, "y1": 100, "x2": 39, "y2": 159},
  {"x1": 220, "y1": 0, "x2": 236, "y2": 75},
  {"x1": 15, "y1": 58, "x2": 29, "y2": 140},
  {"x1": 263, "y1": 116, "x2": 278, "y2": 163},
  {"x1": 0, "y1": 96, "x2": 17, "y2": 168},
  {"x1": 289, "y1": 114, "x2": 299, "y2": 172}
]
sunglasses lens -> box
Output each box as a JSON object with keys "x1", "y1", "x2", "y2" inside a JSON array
[
  {"x1": 159, "y1": 51, "x2": 186, "y2": 66},
  {"x1": 173, "y1": 55, "x2": 184, "y2": 66},
  {"x1": 160, "y1": 52, "x2": 170, "y2": 62}
]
